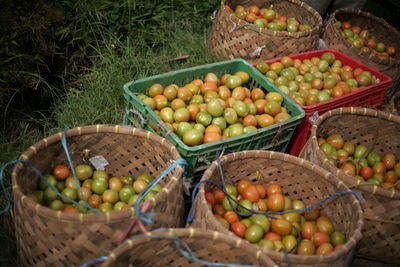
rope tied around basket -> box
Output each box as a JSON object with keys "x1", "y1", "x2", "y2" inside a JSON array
[
  {"x1": 271, "y1": 123, "x2": 283, "y2": 150},
  {"x1": 82, "y1": 228, "x2": 260, "y2": 267},
  {"x1": 157, "y1": 121, "x2": 173, "y2": 137},
  {"x1": 126, "y1": 107, "x2": 147, "y2": 128},
  {"x1": 116, "y1": 158, "x2": 187, "y2": 245}
]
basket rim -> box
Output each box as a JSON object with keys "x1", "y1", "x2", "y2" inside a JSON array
[
  {"x1": 123, "y1": 58, "x2": 305, "y2": 153},
  {"x1": 196, "y1": 150, "x2": 364, "y2": 264},
  {"x1": 221, "y1": 0, "x2": 323, "y2": 38},
  {"x1": 11, "y1": 124, "x2": 184, "y2": 224},
  {"x1": 256, "y1": 48, "x2": 393, "y2": 111},
  {"x1": 309, "y1": 107, "x2": 400, "y2": 199},
  {"x1": 100, "y1": 227, "x2": 278, "y2": 267},
  {"x1": 326, "y1": 8, "x2": 400, "y2": 66}
]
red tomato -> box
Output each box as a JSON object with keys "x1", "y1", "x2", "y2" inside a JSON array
[
  {"x1": 264, "y1": 231, "x2": 281, "y2": 241},
  {"x1": 53, "y1": 165, "x2": 70, "y2": 180},
  {"x1": 266, "y1": 183, "x2": 282, "y2": 196},
  {"x1": 301, "y1": 221, "x2": 317, "y2": 239},
  {"x1": 213, "y1": 204, "x2": 225, "y2": 216},
  {"x1": 255, "y1": 184, "x2": 266, "y2": 199},
  {"x1": 205, "y1": 192, "x2": 215, "y2": 207},
  {"x1": 267, "y1": 193, "x2": 284, "y2": 212},
  {"x1": 242, "y1": 185, "x2": 260, "y2": 203},
  {"x1": 237, "y1": 180, "x2": 252, "y2": 195},
  {"x1": 231, "y1": 221, "x2": 247, "y2": 238},
  {"x1": 360, "y1": 167, "x2": 373, "y2": 179},
  {"x1": 212, "y1": 188, "x2": 225, "y2": 204},
  {"x1": 63, "y1": 206, "x2": 79, "y2": 213},
  {"x1": 312, "y1": 232, "x2": 330, "y2": 247},
  {"x1": 224, "y1": 210, "x2": 239, "y2": 224}
]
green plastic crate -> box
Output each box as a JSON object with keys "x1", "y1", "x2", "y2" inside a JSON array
[{"x1": 123, "y1": 59, "x2": 305, "y2": 176}]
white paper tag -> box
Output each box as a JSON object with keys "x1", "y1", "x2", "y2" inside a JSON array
[{"x1": 89, "y1": 155, "x2": 109, "y2": 170}]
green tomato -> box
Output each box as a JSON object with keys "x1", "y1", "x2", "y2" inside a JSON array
[
  {"x1": 207, "y1": 99, "x2": 224, "y2": 117},
  {"x1": 39, "y1": 174, "x2": 57, "y2": 190},
  {"x1": 223, "y1": 108, "x2": 238, "y2": 125},
  {"x1": 93, "y1": 170, "x2": 108, "y2": 181},
  {"x1": 354, "y1": 145, "x2": 368, "y2": 159},
  {"x1": 212, "y1": 117, "x2": 227, "y2": 130},
  {"x1": 196, "y1": 111, "x2": 212, "y2": 126},
  {"x1": 113, "y1": 201, "x2": 127, "y2": 211},
  {"x1": 330, "y1": 231, "x2": 346, "y2": 246},
  {"x1": 92, "y1": 179, "x2": 108, "y2": 195},
  {"x1": 222, "y1": 195, "x2": 238, "y2": 211},
  {"x1": 238, "y1": 199, "x2": 253, "y2": 214},
  {"x1": 119, "y1": 186, "x2": 136, "y2": 203},
  {"x1": 245, "y1": 224, "x2": 264, "y2": 243},
  {"x1": 367, "y1": 152, "x2": 381, "y2": 166},
  {"x1": 49, "y1": 199, "x2": 64, "y2": 211},
  {"x1": 225, "y1": 184, "x2": 238, "y2": 197},
  {"x1": 249, "y1": 214, "x2": 271, "y2": 232},
  {"x1": 75, "y1": 164, "x2": 93, "y2": 181}
]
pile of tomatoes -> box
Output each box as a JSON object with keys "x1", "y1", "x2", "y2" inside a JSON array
[
  {"x1": 206, "y1": 181, "x2": 346, "y2": 255},
  {"x1": 28, "y1": 164, "x2": 161, "y2": 213},
  {"x1": 336, "y1": 21, "x2": 397, "y2": 60},
  {"x1": 255, "y1": 52, "x2": 377, "y2": 106},
  {"x1": 319, "y1": 134, "x2": 400, "y2": 190},
  {"x1": 224, "y1": 5, "x2": 312, "y2": 32},
  {"x1": 139, "y1": 72, "x2": 291, "y2": 146}
]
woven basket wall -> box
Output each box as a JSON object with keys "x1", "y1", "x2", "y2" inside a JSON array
[
  {"x1": 323, "y1": 8, "x2": 400, "y2": 103},
  {"x1": 11, "y1": 125, "x2": 185, "y2": 267},
  {"x1": 208, "y1": 0, "x2": 322, "y2": 61},
  {"x1": 383, "y1": 91, "x2": 400, "y2": 115},
  {"x1": 190, "y1": 150, "x2": 363, "y2": 267},
  {"x1": 100, "y1": 227, "x2": 278, "y2": 267},
  {"x1": 299, "y1": 107, "x2": 400, "y2": 264}
]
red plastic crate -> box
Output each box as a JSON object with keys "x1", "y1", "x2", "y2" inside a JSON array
[{"x1": 255, "y1": 49, "x2": 392, "y2": 156}]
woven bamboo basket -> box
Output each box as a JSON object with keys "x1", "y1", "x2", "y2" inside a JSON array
[
  {"x1": 190, "y1": 150, "x2": 363, "y2": 267},
  {"x1": 208, "y1": 0, "x2": 322, "y2": 61},
  {"x1": 100, "y1": 227, "x2": 278, "y2": 266},
  {"x1": 300, "y1": 107, "x2": 400, "y2": 264},
  {"x1": 383, "y1": 90, "x2": 400, "y2": 116},
  {"x1": 323, "y1": 8, "x2": 400, "y2": 103},
  {"x1": 11, "y1": 125, "x2": 185, "y2": 267}
]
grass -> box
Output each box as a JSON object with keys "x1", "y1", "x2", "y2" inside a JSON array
[{"x1": 0, "y1": 1, "x2": 219, "y2": 265}]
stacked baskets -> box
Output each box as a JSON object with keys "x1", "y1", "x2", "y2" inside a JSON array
[
  {"x1": 300, "y1": 107, "x2": 400, "y2": 264},
  {"x1": 12, "y1": 125, "x2": 185, "y2": 266},
  {"x1": 208, "y1": 0, "x2": 322, "y2": 61}
]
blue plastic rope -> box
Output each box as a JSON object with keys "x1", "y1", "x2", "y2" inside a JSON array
[
  {"x1": 0, "y1": 159, "x2": 99, "y2": 213},
  {"x1": 80, "y1": 256, "x2": 108, "y2": 267},
  {"x1": 133, "y1": 158, "x2": 187, "y2": 225},
  {"x1": 0, "y1": 161, "x2": 14, "y2": 215},
  {"x1": 61, "y1": 127, "x2": 99, "y2": 214}
]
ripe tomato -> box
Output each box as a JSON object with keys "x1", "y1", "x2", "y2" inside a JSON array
[
  {"x1": 231, "y1": 221, "x2": 246, "y2": 238},
  {"x1": 63, "y1": 206, "x2": 79, "y2": 213},
  {"x1": 266, "y1": 183, "x2": 282, "y2": 196},
  {"x1": 242, "y1": 185, "x2": 260, "y2": 202},
  {"x1": 360, "y1": 167, "x2": 373, "y2": 179},
  {"x1": 212, "y1": 188, "x2": 225, "y2": 204},
  {"x1": 316, "y1": 219, "x2": 334, "y2": 235},
  {"x1": 267, "y1": 193, "x2": 284, "y2": 212},
  {"x1": 88, "y1": 194, "x2": 102, "y2": 208},
  {"x1": 271, "y1": 219, "x2": 292, "y2": 235},
  {"x1": 224, "y1": 210, "x2": 239, "y2": 224},
  {"x1": 385, "y1": 171, "x2": 398, "y2": 183},
  {"x1": 257, "y1": 199, "x2": 268, "y2": 211},
  {"x1": 304, "y1": 207, "x2": 320, "y2": 220},
  {"x1": 312, "y1": 232, "x2": 330, "y2": 247},
  {"x1": 382, "y1": 153, "x2": 397, "y2": 169},
  {"x1": 53, "y1": 165, "x2": 70, "y2": 180},
  {"x1": 205, "y1": 192, "x2": 215, "y2": 207},
  {"x1": 316, "y1": 243, "x2": 334, "y2": 255},
  {"x1": 264, "y1": 231, "x2": 281, "y2": 241},
  {"x1": 213, "y1": 204, "x2": 225, "y2": 216},
  {"x1": 237, "y1": 180, "x2": 252, "y2": 195},
  {"x1": 297, "y1": 240, "x2": 315, "y2": 255},
  {"x1": 203, "y1": 132, "x2": 222, "y2": 144},
  {"x1": 255, "y1": 184, "x2": 266, "y2": 198},
  {"x1": 301, "y1": 221, "x2": 317, "y2": 239}
]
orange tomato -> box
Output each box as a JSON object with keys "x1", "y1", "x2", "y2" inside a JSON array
[
  {"x1": 266, "y1": 183, "x2": 282, "y2": 196},
  {"x1": 212, "y1": 188, "x2": 225, "y2": 204},
  {"x1": 224, "y1": 210, "x2": 239, "y2": 224},
  {"x1": 191, "y1": 79, "x2": 203, "y2": 87},
  {"x1": 237, "y1": 180, "x2": 252, "y2": 195},
  {"x1": 264, "y1": 231, "x2": 281, "y2": 241},
  {"x1": 205, "y1": 125, "x2": 222, "y2": 134},
  {"x1": 255, "y1": 184, "x2": 266, "y2": 198},
  {"x1": 187, "y1": 104, "x2": 200, "y2": 121},
  {"x1": 205, "y1": 191, "x2": 215, "y2": 207},
  {"x1": 231, "y1": 221, "x2": 247, "y2": 238},
  {"x1": 271, "y1": 219, "x2": 292, "y2": 235},
  {"x1": 203, "y1": 132, "x2": 222, "y2": 144},
  {"x1": 63, "y1": 206, "x2": 79, "y2": 213},
  {"x1": 200, "y1": 82, "x2": 218, "y2": 94},
  {"x1": 267, "y1": 193, "x2": 284, "y2": 211},
  {"x1": 242, "y1": 185, "x2": 260, "y2": 202}
]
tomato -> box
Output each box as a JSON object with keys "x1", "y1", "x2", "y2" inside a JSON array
[
  {"x1": 107, "y1": 177, "x2": 122, "y2": 192},
  {"x1": 61, "y1": 188, "x2": 77, "y2": 203},
  {"x1": 225, "y1": 184, "x2": 238, "y2": 197},
  {"x1": 373, "y1": 162, "x2": 386, "y2": 174},
  {"x1": 316, "y1": 218, "x2": 334, "y2": 234},
  {"x1": 264, "y1": 231, "x2": 281, "y2": 241},
  {"x1": 251, "y1": 88, "x2": 265, "y2": 101},
  {"x1": 367, "y1": 152, "x2": 380, "y2": 166},
  {"x1": 386, "y1": 46, "x2": 396, "y2": 56},
  {"x1": 301, "y1": 221, "x2": 317, "y2": 239},
  {"x1": 282, "y1": 235, "x2": 297, "y2": 252},
  {"x1": 265, "y1": 183, "x2": 282, "y2": 197},
  {"x1": 223, "y1": 210, "x2": 239, "y2": 224},
  {"x1": 250, "y1": 214, "x2": 271, "y2": 232},
  {"x1": 242, "y1": 185, "x2": 260, "y2": 203},
  {"x1": 53, "y1": 165, "x2": 70, "y2": 180},
  {"x1": 297, "y1": 240, "x2": 315, "y2": 255},
  {"x1": 254, "y1": 184, "x2": 266, "y2": 199},
  {"x1": 245, "y1": 224, "x2": 264, "y2": 243},
  {"x1": 354, "y1": 145, "x2": 368, "y2": 159},
  {"x1": 267, "y1": 193, "x2": 284, "y2": 212},
  {"x1": 258, "y1": 239, "x2": 274, "y2": 250},
  {"x1": 174, "y1": 108, "x2": 190, "y2": 123},
  {"x1": 183, "y1": 129, "x2": 203, "y2": 146},
  {"x1": 237, "y1": 180, "x2": 251, "y2": 195},
  {"x1": 304, "y1": 207, "x2": 320, "y2": 220},
  {"x1": 163, "y1": 85, "x2": 177, "y2": 101},
  {"x1": 171, "y1": 99, "x2": 186, "y2": 111},
  {"x1": 133, "y1": 179, "x2": 148, "y2": 194},
  {"x1": 283, "y1": 212, "x2": 300, "y2": 223},
  {"x1": 231, "y1": 221, "x2": 247, "y2": 238},
  {"x1": 102, "y1": 189, "x2": 119, "y2": 204},
  {"x1": 177, "y1": 87, "x2": 192, "y2": 102},
  {"x1": 225, "y1": 75, "x2": 242, "y2": 89},
  {"x1": 119, "y1": 186, "x2": 136, "y2": 203},
  {"x1": 316, "y1": 243, "x2": 334, "y2": 255},
  {"x1": 49, "y1": 199, "x2": 65, "y2": 211},
  {"x1": 292, "y1": 199, "x2": 305, "y2": 212},
  {"x1": 204, "y1": 73, "x2": 218, "y2": 84},
  {"x1": 385, "y1": 171, "x2": 398, "y2": 183},
  {"x1": 92, "y1": 170, "x2": 108, "y2": 181},
  {"x1": 340, "y1": 162, "x2": 356, "y2": 177},
  {"x1": 207, "y1": 99, "x2": 224, "y2": 117},
  {"x1": 360, "y1": 167, "x2": 373, "y2": 179},
  {"x1": 312, "y1": 232, "x2": 330, "y2": 247},
  {"x1": 271, "y1": 219, "x2": 292, "y2": 236},
  {"x1": 78, "y1": 186, "x2": 92, "y2": 201},
  {"x1": 264, "y1": 101, "x2": 281, "y2": 116},
  {"x1": 63, "y1": 206, "x2": 79, "y2": 213},
  {"x1": 213, "y1": 204, "x2": 225, "y2": 216},
  {"x1": 39, "y1": 174, "x2": 57, "y2": 190},
  {"x1": 98, "y1": 202, "x2": 113, "y2": 213},
  {"x1": 205, "y1": 191, "x2": 215, "y2": 207},
  {"x1": 330, "y1": 231, "x2": 346, "y2": 246},
  {"x1": 382, "y1": 153, "x2": 397, "y2": 169},
  {"x1": 148, "y1": 83, "x2": 164, "y2": 97},
  {"x1": 238, "y1": 199, "x2": 253, "y2": 214},
  {"x1": 254, "y1": 99, "x2": 267, "y2": 114},
  {"x1": 203, "y1": 132, "x2": 221, "y2": 144},
  {"x1": 222, "y1": 195, "x2": 238, "y2": 211},
  {"x1": 128, "y1": 195, "x2": 139, "y2": 206},
  {"x1": 326, "y1": 134, "x2": 344, "y2": 149},
  {"x1": 75, "y1": 165, "x2": 93, "y2": 181},
  {"x1": 212, "y1": 188, "x2": 225, "y2": 204}
]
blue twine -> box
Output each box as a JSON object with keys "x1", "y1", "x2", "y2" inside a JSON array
[
  {"x1": 0, "y1": 161, "x2": 14, "y2": 215},
  {"x1": 61, "y1": 127, "x2": 100, "y2": 214},
  {"x1": 80, "y1": 256, "x2": 108, "y2": 267},
  {"x1": 82, "y1": 227, "x2": 257, "y2": 267},
  {"x1": 133, "y1": 158, "x2": 187, "y2": 225}
]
